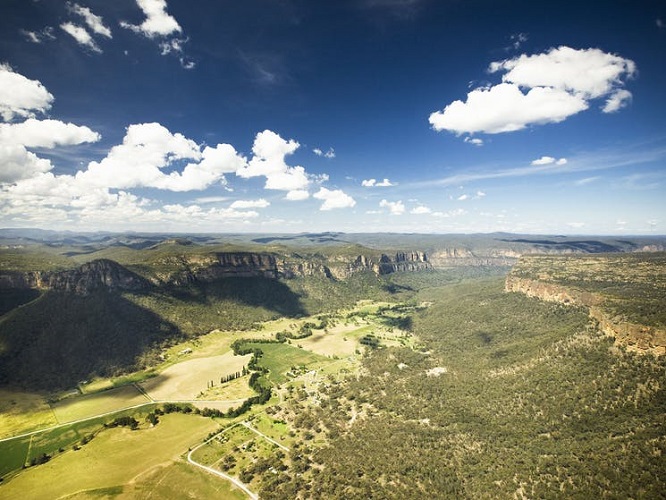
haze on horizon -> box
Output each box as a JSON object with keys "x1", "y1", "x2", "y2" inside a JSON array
[{"x1": 0, "y1": 0, "x2": 664, "y2": 235}]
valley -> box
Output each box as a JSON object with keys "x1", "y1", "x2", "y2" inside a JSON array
[{"x1": 0, "y1": 231, "x2": 664, "y2": 498}]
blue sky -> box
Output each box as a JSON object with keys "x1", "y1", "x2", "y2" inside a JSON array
[{"x1": 0, "y1": 0, "x2": 664, "y2": 234}]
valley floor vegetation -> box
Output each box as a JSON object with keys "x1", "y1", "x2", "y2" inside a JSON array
[{"x1": 0, "y1": 257, "x2": 664, "y2": 498}]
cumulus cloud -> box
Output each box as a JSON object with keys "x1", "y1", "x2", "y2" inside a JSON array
[
  {"x1": 430, "y1": 83, "x2": 587, "y2": 134},
  {"x1": 313, "y1": 187, "x2": 356, "y2": 210},
  {"x1": 380, "y1": 199, "x2": 405, "y2": 215},
  {"x1": 0, "y1": 145, "x2": 53, "y2": 183},
  {"x1": 121, "y1": 0, "x2": 182, "y2": 37},
  {"x1": 362, "y1": 178, "x2": 395, "y2": 187},
  {"x1": 0, "y1": 64, "x2": 54, "y2": 121},
  {"x1": 531, "y1": 156, "x2": 567, "y2": 166},
  {"x1": 285, "y1": 189, "x2": 310, "y2": 201},
  {"x1": 457, "y1": 194, "x2": 469, "y2": 201},
  {"x1": 0, "y1": 119, "x2": 99, "y2": 183},
  {"x1": 237, "y1": 130, "x2": 310, "y2": 192},
  {"x1": 0, "y1": 119, "x2": 100, "y2": 148},
  {"x1": 74, "y1": 123, "x2": 250, "y2": 193},
  {"x1": 121, "y1": 0, "x2": 193, "y2": 68},
  {"x1": 155, "y1": 144, "x2": 246, "y2": 191},
  {"x1": 0, "y1": 69, "x2": 346, "y2": 228},
  {"x1": 230, "y1": 199, "x2": 270, "y2": 209},
  {"x1": 430, "y1": 46, "x2": 636, "y2": 135}
]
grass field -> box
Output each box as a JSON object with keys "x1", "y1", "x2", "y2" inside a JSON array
[
  {"x1": 141, "y1": 352, "x2": 253, "y2": 402},
  {"x1": 0, "y1": 389, "x2": 57, "y2": 439},
  {"x1": 244, "y1": 342, "x2": 329, "y2": 385},
  {"x1": 51, "y1": 385, "x2": 150, "y2": 423},
  {"x1": 0, "y1": 413, "x2": 220, "y2": 499},
  {"x1": 117, "y1": 460, "x2": 247, "y2": 500},
  {"x1": 296, "y1": 324, "x2": 366, "y2": 357}
]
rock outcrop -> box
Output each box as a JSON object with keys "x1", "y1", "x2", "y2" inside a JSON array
[
  {"x1": 505, "y1": 274, "x2": 666, "y2": 356},
  {"x1": 0, "y1": 259, "x2": 150, "y2": 296},
  {"x1": 0, "y1": 249, "x2": 433, "y2": 294}
]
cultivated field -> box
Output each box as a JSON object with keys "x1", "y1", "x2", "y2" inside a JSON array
[
  {"x1": 0, "y1": 389, "x2": 57, "y2": 438},
  {"x1": 51, "y1": 385, "x2": 150, "y2": 423},
  {"x1": 0, "y1": 413, "x2": 220, "y2": 499},
  {"x1": 141, "y1": 351, "x2": 253, "y2": 402}
]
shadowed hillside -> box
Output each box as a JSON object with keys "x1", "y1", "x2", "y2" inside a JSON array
[{"x1": 0, "y1": 291, "x2": 181, "y2": 390}]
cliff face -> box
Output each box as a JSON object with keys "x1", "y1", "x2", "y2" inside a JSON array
[
  {"x1": 505, "y1": 275, "x2": 666, "y2": 356},
  {"x1": 151, "y1": 252, "x2": 279, "y2": 286},
  {"x1": 0, "y1": 259, "x2": 150, "y2": 295},
  {"x1": 429, "y1": 248, "x2": 520, "y2": 267},
  {"x1": 0, "y1": 250, "x2": 432, "y2": 294}
]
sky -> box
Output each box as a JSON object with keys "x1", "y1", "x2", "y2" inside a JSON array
[{"x1": 0, "y1": 0, "x2": 664, "y2": 235}]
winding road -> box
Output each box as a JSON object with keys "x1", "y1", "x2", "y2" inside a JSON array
[{"x1": 186, "y1": 423, "x2": 258, "y2": 500}]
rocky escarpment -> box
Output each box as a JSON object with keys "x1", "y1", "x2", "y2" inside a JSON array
[
  {"x1": 429, "y1": 248, "x2": 518, "y2": 267},
  {"x1": 326, "y1": 251, "x2": 431, "y2": 279},
  {"x1": 0, "y1": 249, "x2": 433, "y2": 294},
  {"x1": 153, "y1": 252, "x2": 280, "y2": 285},
  {"x1": 0, "y1": 259, "x2": 150, "y2": 296},
  {"x1": 505, "y1": 275, "x2": 666, "y2": 355}
]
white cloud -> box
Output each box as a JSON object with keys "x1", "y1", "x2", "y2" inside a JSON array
[
  {"x1": 0, "y1": 119, "x2": 100, "y2": 148},
  {"x1": 490, "y1": 46, "x2": 636, "y2": 98},
  {"x1": 21, "y1": 27, "x2": 55, "y2": 44},
  {"x1": 476, "y1": 190, "x2": 486, "y2": 197},
  {"x1": 464, "y1": 137, "x2": 484, "y2": 146},
  {"x1": 285, "y1": 189, "x2": 310, "y2": 201},
  {"x1": 237, "y1": 130, "x2": 310, "y2": 192},
  {"x1": 67, "y1": 3, "x2": 112, "y2": 38},
  {"x1": 0, "y1": 64, "x2": 54, "y2": 121},
  {"x1": 362, "y1": 178, "x2": 395, "y2": 187},
  {"x1": 531, "y1": 156, "x2": 556, "y2": 165},
  {"x1": 430, "y1": 46, "x2": 635, "y2": 135},
  {"x1": 155, "y1": 143, "x2": 245, "y2": 191},
  {"x1": 121, "y1": 0, "x2": 182, "y2": 38},
  {"x1": 313, "y1": 147, "x2": 336, "y2": 158},
  {"x1": 76, "y1": 122, "x2": 201, "y2": 190},
  {"x1": 0, "y1": 145, "x2": 53, "y2": 183},
  {"x1": 60, "y1": 22, "x2": 101, "y2": 53},
  {"x1": 230, "y1": 198, "x2": 270, "y2": 209},
  {"x1": 380, "y1": 199, "x2": 405, "y2": 215},
  {"x1": 410, "y1": 205, "x2": 431, "y2": 215},
  {"x1": 602, "y1": 89, "x2": 632, "y2": 113},
  {"x1": 433, "y1": 208, "x2": 466, "y2": 218},
  {"x1": 510, "y1": 33, "x2": 528, "y2": 50},
  {"x1": 314, "y1": 187, "x2": 356, "y2": 210},
  {"x1": 430, "y1": 82, "x2": 587, "y2": 134},
  {"x1": 457, "y1": 194, "x2": 469, "y2": 201},
  {"x1": 531, "y1": 156, "x2": 568, "y2": 166}
]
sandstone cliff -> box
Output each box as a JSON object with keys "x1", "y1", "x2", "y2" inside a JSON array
[
  {"x1": 0, "y1": 259, "x2": 150, "y2": 295},
  {"x1": 0, "y1": 249, "x2": 432, "y2": 294},
  {"x1": 505, "y1": 274, "x2": 666, "y2": 355}
]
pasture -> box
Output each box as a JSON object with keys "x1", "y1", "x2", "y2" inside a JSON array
[
  {"x1": 0, "y1": 413, "x2": 219, "y2": 499},
  {"x1": 141, "y1": 351, "x2": 253, "y2": 402},
  {"x1": 244, "y1": 342, "x2": 328, "y2": 385},
  {"x1": 0, "y1": 389, "x2": 57, "y2": 438},
  {"x1": 51, "y1": 384, "x2": 149, "y2": 423}
]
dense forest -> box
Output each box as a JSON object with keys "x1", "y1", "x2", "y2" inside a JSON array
[{"x1": 262, "y1": 277, "x2": 666, "y2": 499}]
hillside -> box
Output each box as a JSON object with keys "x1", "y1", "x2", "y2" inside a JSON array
[{"x1": 506, "y1": 252, "x2": 666, "y2": 354}]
